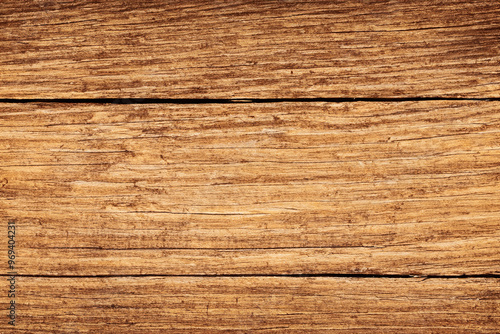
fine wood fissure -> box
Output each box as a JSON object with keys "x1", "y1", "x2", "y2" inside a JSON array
[
  {"x1": 1, "y1": 274, "x2": 500, "y2": 279},
  {"x1": 1, "y1": 97, "x2": 500, "y2": 104}
]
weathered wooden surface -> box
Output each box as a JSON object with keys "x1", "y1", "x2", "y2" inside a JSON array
[
  {"x1": 1, "y1": 101, "x2": 498, "y2": 276},
  {"x1": 3, "y1": 277, "x2": 498, "y2": 333},
  {"x1": 2, "y1": 1, "x2": 500, "y2": 331},
  {"x1": 1, "y1": 0, "x2": 499, "y2": 99}
]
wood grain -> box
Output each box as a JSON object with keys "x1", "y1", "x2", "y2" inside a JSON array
[
  {"x1": 1, "y1": 0, "x2": 499, "y2": 99},
  {"x1": 3, "y1": 1, "x2": 499, "y2": 331},
  {"x1": 1, "y1": 277, "x2": 497, "y2": 333},
  {"x1": 1, "y1": 101, "x2": 499, "y2": 276}
]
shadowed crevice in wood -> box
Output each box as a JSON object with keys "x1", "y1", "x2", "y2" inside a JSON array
[
  {"x1": 1, "y1": 97, "x2": 500, "y2": 104},
  {"x1": 1, "y1": 273, "x2": 500, "y2": 279},
  {"x1": 32, "y1": 246, "x2": 383, "y2": 250}
]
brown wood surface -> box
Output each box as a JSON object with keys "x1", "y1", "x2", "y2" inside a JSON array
[
  {"x1": 2, "y1": 1, "x2": 500, "y2": 332},
  {"x1": 1, "y1": 101, "x2": 499, "y2": 277},
  {"x1": 1, "y1": 0, "x2": 499, "y2": 99},
  {"x1": 9, "y1": 277, "x2": 500, "y2": 333}
]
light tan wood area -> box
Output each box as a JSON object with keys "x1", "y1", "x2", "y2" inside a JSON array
[
  {"x1": 8, "y1": 277, "x2": 500, "y2": 333},
  {"x1": 0, "y1": 0, "x2": 499, "y2": 99},
  {"x1": 0, "y1": 101, "x2": 498, "y2": 276}
]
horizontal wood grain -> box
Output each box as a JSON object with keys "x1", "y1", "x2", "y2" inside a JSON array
[
  {"x1": 1, "y1": 101, "x2": 499, "y2": 275},
  {"x1": 1, "y1": 277, "x2": 498, "y2": 333},
  {"x1": 1, "y1": 0, "x2": 499, "y2": 99}
]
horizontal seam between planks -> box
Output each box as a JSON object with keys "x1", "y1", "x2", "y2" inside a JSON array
[
  {"x1": 1, "y1": 274, "x2": 499, "y2": 279},
  {"x1": 1, "y1": 97, "x2": 500, "y2": 104},
  {"x1": 26, "y1": 246, "x2": 385, "y2": 250}
]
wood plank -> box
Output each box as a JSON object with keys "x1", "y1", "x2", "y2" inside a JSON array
[
  {"x1": 1, "y1": 277, "x2": 498, "y2": 333},
  {"x1": 1, "y1": 0, "x2": 499, "y2": 99},
  {"x1": 1, "y1": 101, "x2": 499, "y2": 276}
]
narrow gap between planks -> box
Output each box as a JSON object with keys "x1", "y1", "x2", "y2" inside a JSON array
[
  {"x1": 1, "y1": 274, "x2": 499, "y2": 279},
  {"x1": 1, "y1": 97, "x2": 500, "y2": 104}
]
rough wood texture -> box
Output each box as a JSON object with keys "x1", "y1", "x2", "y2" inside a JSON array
[
  {"x1": 2, "y1": 2, "x2": 500, "y2": 331},
  {"x1": 2, "y1": 277, "x2": 498, "y2": 333},
  {"x1": 1, "y1": 0, "x2": 499, "y2": 99},
  {"x1": 1, "y1": 101, "x2": 499, "y2": 276}
]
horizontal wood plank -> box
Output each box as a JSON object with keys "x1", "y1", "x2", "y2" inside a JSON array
[
  {"x1": 1, "y1": 277, "x2": 498, "y2": 333},
  {"x1": 1, "y1": 101, "x2": 499, "y2": 276},
  {"x1": 1, "y1": 0, "x2": 499, "y2": 99}
]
